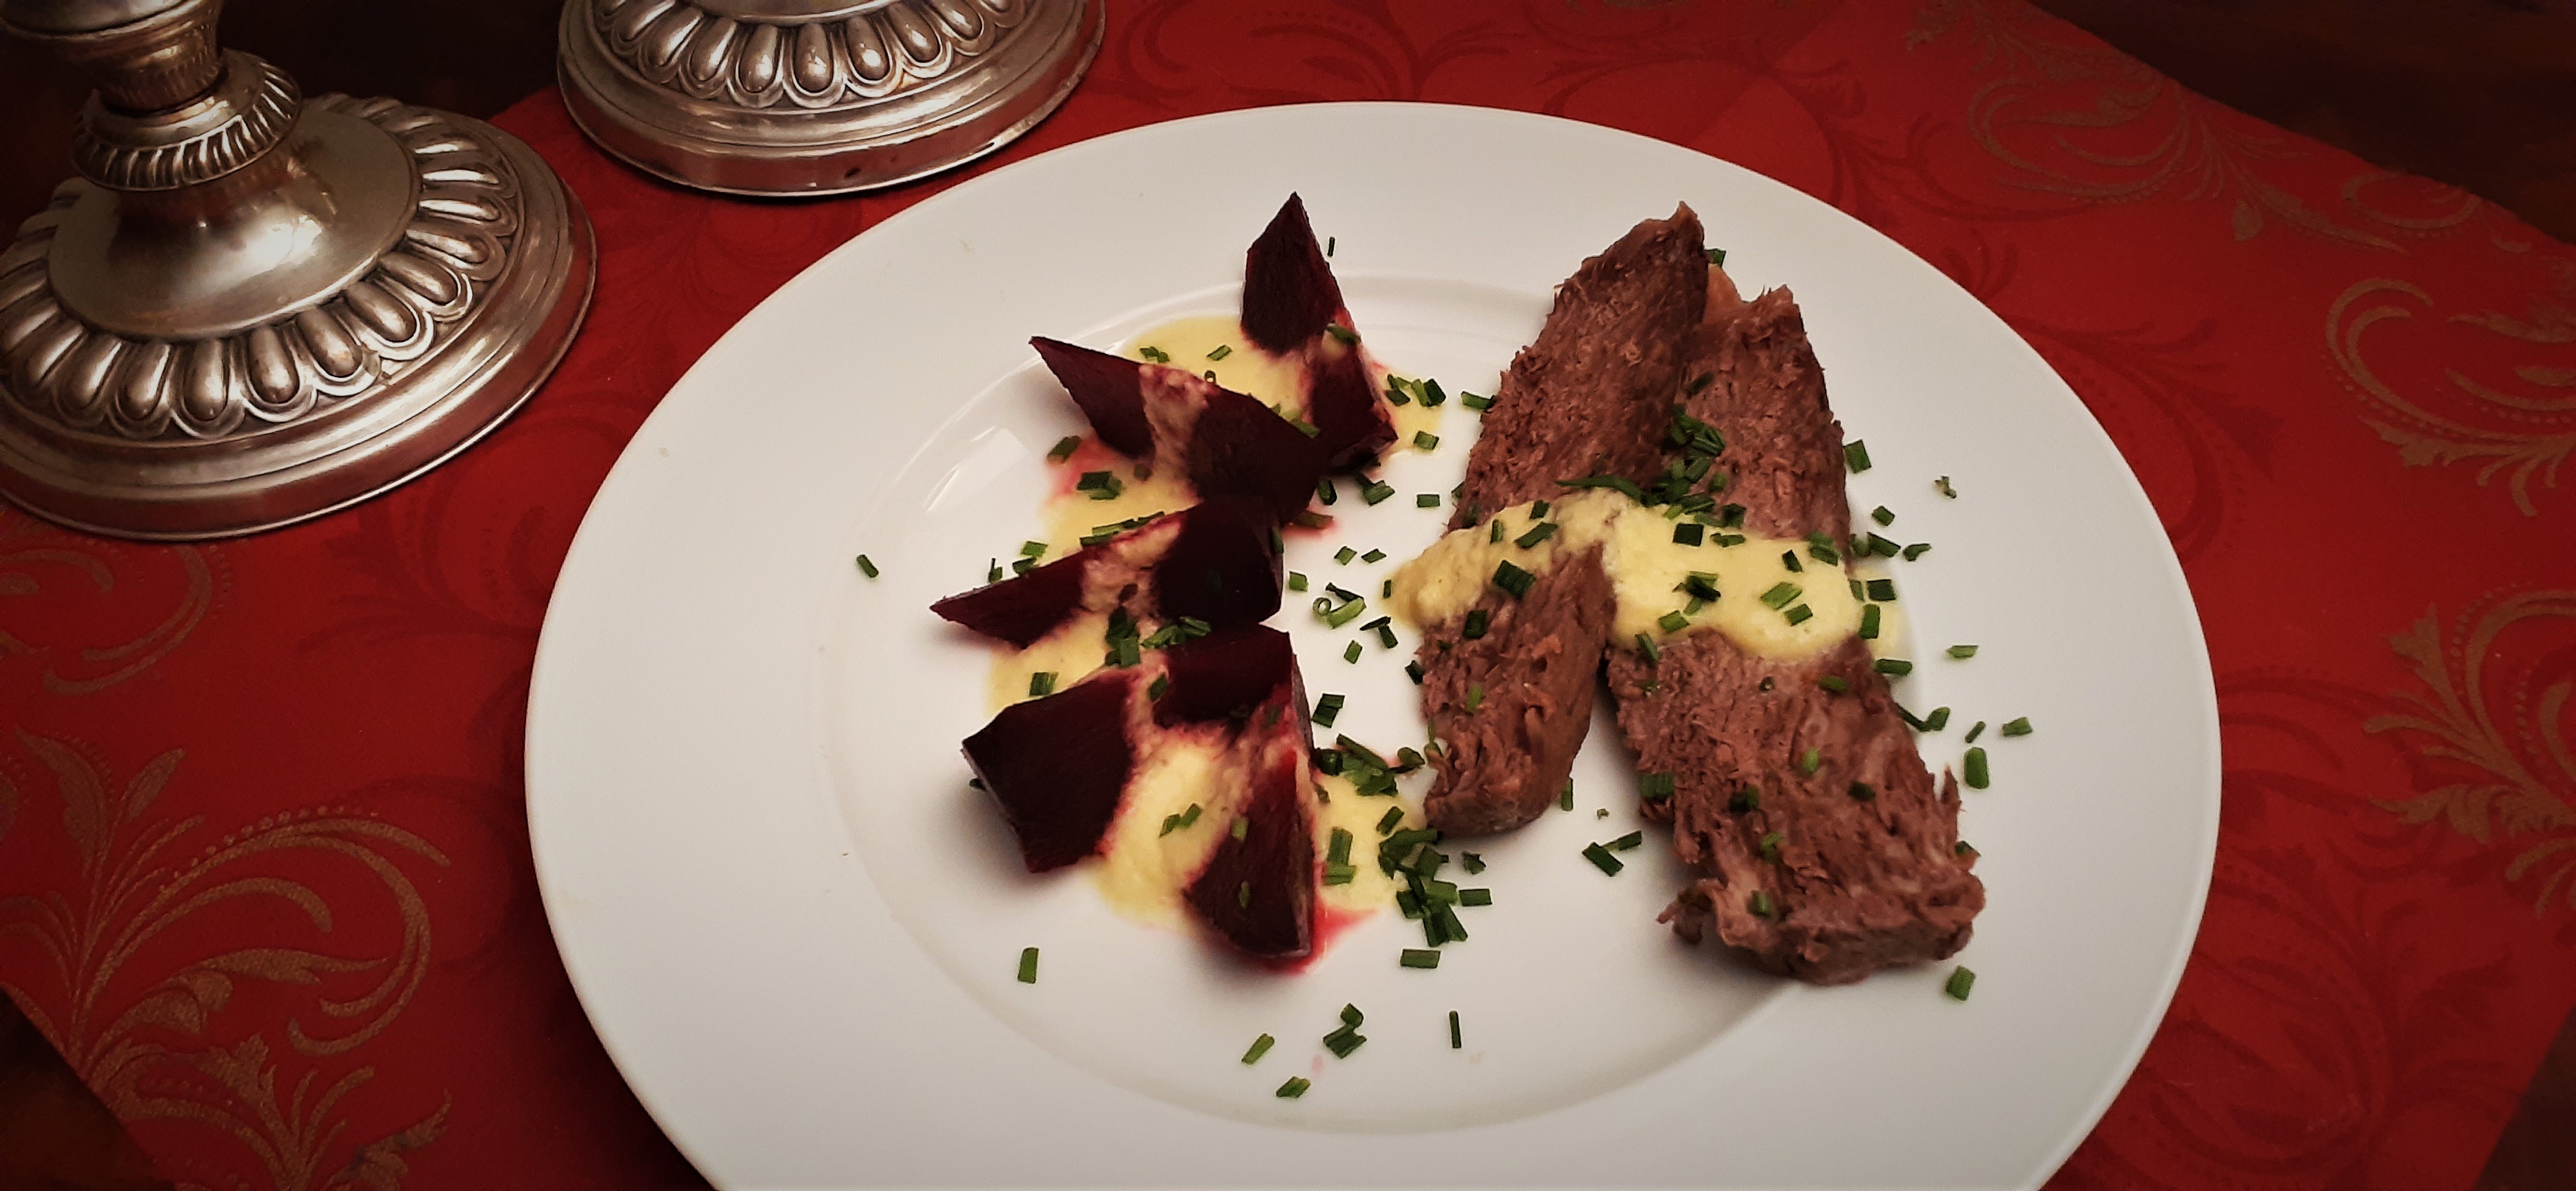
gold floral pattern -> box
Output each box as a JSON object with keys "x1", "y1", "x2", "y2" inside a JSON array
[
  {"x1": 0, "y1": 731, "x2": 451, "y2": 1190},
  {"x1": 2368, "y1": 592, "x2": 2576, "y2": 913},
  {"x1": 0, "y1": 509, "x2": 223, "y2": 694},
  {"x1": 2329, "y1": 275, "x2": 2576, "y2": 516},
  {"x1": 1911, "y1": 0, "x2": 2403, "y2": 249}
]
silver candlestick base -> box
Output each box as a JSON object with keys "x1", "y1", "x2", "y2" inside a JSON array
[
  {"x1": 0, "y1": 0, "x2": 594, "y2": 540},
  {"x1": 557, "y1": 0, "x2": 1102, "y2": 196}
]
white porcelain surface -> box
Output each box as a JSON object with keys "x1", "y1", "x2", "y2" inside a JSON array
[{"x1": 527, "y1": 102, "x2": 2220, "y2": 1190}]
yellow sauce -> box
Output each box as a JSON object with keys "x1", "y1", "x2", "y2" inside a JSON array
[
  {"x1": 1125, "y1": 316, "x2": 1437, "y2": 455},
  {"x1": 1090, "y1": 730, "x2": 1229, "y2": 927},
  {"x1": 985, "y1": 612, "x2": 1110, "y2": 713},
  {"x1": 1312, "y1": 773, "x2": 1420, "y2": 915},
  {"x1": 1039, "y1": 468, "x2": 1195, "y2": 560},
  {"x1": 1386, "y1": 491, "x2": 1869, "y2": 662}
]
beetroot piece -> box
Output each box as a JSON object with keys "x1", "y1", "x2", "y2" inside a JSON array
[
  {"x1": 1304, "y1": 339, "x2": 1397, "y2": 467},
  {"x1": 1241, "y1": 195, "x2": 1345, "y2": 355},
  {"x1": 931, "y1": 548, "x2": 1093, "y2": 648},
  {"x1": 1178, "y1": 380, "x2": 1331, "y2": 522},
  {"x1": 964, "y1": 674, "x2": 1139, "y2": 873},
  {"x1": 1185, "y1": 742, "x2": 1317, "y2": 959},
  {"x1": 1032, "y1": 337, "x2": 1156, "y2": 456},
  {"x1": 1152, "y1": 496, "x2": 1283, "y2": 630},
  {"x1": 1153, "y1": 625, "x2": 1297, "y2": 728}
]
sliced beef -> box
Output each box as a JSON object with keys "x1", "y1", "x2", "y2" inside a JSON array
[
  {"x1": 1604, "y1": 279, "x2": 1983, "y2": 984},
  {"x1": 1414, "y1": 207, "x2": 1709, "y2": 836}
]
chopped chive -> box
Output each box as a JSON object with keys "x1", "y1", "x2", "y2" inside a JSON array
[
  {"x1": 1335, "y1": 546, "x2": 1357, "y2": 565},
  {"x1": 1858, "y1": 604, "x2": 1883, "y2": 640},
  {"x1": 1237, "y1": 881, "x2": 1251, "y2": 907},
  {"x1": 1781, "y1": 549, "x2": 1803, "y2": 574},
  {"x1": 1320, "y1": 597, "x2": 1367, "y2": 629},
  {"x1": 1017, "y1": 947, "x2": 1039, "y2": 984},
  {"x1": 1673, "y1": 522, "x2": 1704, "y2": 546},
  {"x1": 1759, "y1": 830, "x2": 1782, "y2": 860},
  {"x1": 1760, "y1": 582, "x2": 1801, "y2": 610},
  {"x1": 1383, "y1": 579, "x2": 1393, "y2": 598},
  {"x1": 1018, "y1": 540, "x2": 1048, "y2": 559},
  {"x1": 2001, "y1": 717, "x2": 2033, "y2": 737},
  {"x1": 1242, "y1": 1033, "x2": 1275, "y2": 1064},
  {"x1": 1012, "y1": 558, "x2": 1038, "y2": 577},
  {"x1": 1459, "y1": 887, "x2": 1492, "y2": 907},
  {"x1": 1360, "y1": 548, "x2": 1387, "y2": 564},
  {"x1": 1344, "y1": 641, "x2": 1362, "y2": 664},
  {"x1": 1866, "y1": 533, "x2": 1901, "y2": 557},
  {"x1": 1317, "y1": 477, "x2": 1338, "y2": 506},
  {"x1": 1462, "y1": 609, "x2": 1489, "y2": 639},
  {"x1": 1375, "y1": 623, "x2": 1398, "y2": 649},
  {"x1": 1783, "y1": 604, "x2": 1814, "y2": 625},
  {"x1": 1956, "y1": 840, "x2": 1975, "y2": 856},
  {"x1": 1326, "y1": 236, "x2": 1335, "y2": 257},
  {"x1": 1376, "y1": 806, "x2": 1404, "y2": 835},
  {"x1": 1325, "y1": 323, "x2": 1359, "y2": 345},
  {"x1": 1871, "y1": 506, "x2": 1895, "y2": 526},
  {"x1": 1903, "y1": 542, "x2": 1932, "y2": 561},
  {"x1": 1867, "y1": 578, "x2": 1897, "y2": 601},
  {"x1": 1405, "y1": 660, "x2": 1425, "y2": 685},
  {"x1": 1640, "y1": 772, "x2": 1676, "y2": 801},
  {"x1": 1313, "y1": 693, "x2": 1345, "y2": 727},
  {"x1": 1461, "y1": 391, "x2": 1492, "y2": 411},
  {"x1": 1362, "y1": 481, "x2": 1396, "y2": 505},
  {"x1": 1449, "y1": 1011, "x2": 1462, "y2": 1049},
  {"x1": 987, "y1": 559, "x2": 1003, "y2": 583},
  {"x1": 1848, "y1": 781, "x2": 1876, "y2": 801},
  {"x1": 1560, "y1": 780, "x2": 1575, "y2": 811},
  {"x1": 1515, "y1": 522, "x2": 1558, "y2": 549},
  {"x1": 1581, "y1": 842, "x2": 1624, "y2": 875},
  {"x1": 1730, "y1": 787, "x2": 1760, "y2": 813},
  {"x1": 1925, "y1": 706, "x2": 1951, "y2": 731},
  {"x1": 1322, "y1": 1027, "x2": 1365, "y2": 1058},
  {"x1": 1488, "y1": 519, "x2": 1505, "y2": 544},
  {"x1": 1416, "y1": 493, "x2": 1440, "y2": 507},
  {"x1": 1400, "y1": 949, "x2": 1441, "y2": 969},
  {"x1": 1936, "y1": 476, "x2": 1958, "y2": 499},
  {"x1": 1204, "y1": 343, "x2": 1233, "y2": 361},
  {"x1": 1636, "y1": 632, "x2": 1662, "y2": 663},
  {"x1": 854, "y1": 554, "x2": 881, "y2": 581},
  {"x1": 1945, "y1": 966, "x2": 1976, "y2": 1001},
  {"x1": 1657, "y1": 610, "x2": 1690, "y2": 634},
  {"x1": 1422, "y1": 379, "x2": 1447, "y2": 407},
  {"x1": 1948, "y1": 644, "x2": 1978, "y2": 659},
  {"x1": 1138, "y1": 345, "x2": 1169, "y2": 363},
  {"x1": 1493, "y1": 561, "x2": 1536, "y2": 599},
  {"x1": 1964, "y1": 747, "x2": 1990, "y2": 789},
  {"x1": 1818, "y1": 675, "x2": 1850, "y2": 694},
  {"x1": 1607, "y1": 830, "x2": 1644, "y2": 851},
  {"x1": 1413, "y1": 431, "x2": 1441, "y2": 451},
  {"x1": 1028, "y1": 671, "x2": 1057, "y2": 697},
  {"x1": 1966, "y1": 720, "x2": 1988, "y2": 743},
  {"x1": 1875, "y1": 659, "x2": 1914, "y2": 676},
  {"x1": 1147, "y1": 675, "x2": 1170, "y2": 702},
  {"x1": 1465, "y1": 683, "x2": 1485, "y2": 712},
  {"x1": 1288, "y1": 571, "x2": 1309, "y2": 592},
  {"x1": 1844, "y1": 440, "x2": 1873, "y2": 472},
  {"x1": 1277, "y1": 1076, "x2": 1311, "y2": 1099},
  {"x1": 1798, "y1": 747, "x2": 1821, "y2": 775},
  {"x1": 1749, "y1": 890, "x2": 1775, "y2": 917},
  {"x1": 1046, "y1": 434, "x2": 1082, "y2": 461}
]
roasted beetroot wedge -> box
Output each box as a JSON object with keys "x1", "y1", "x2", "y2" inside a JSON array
[
  {"x1": 1151, "y1": 497, "x2": 1283, "y2": 630},
  {"x1": 1029, "y1": 337, "x2": 1325, "y2": 523},
  {"x1": 930, "y1": 547, "x2": 1093, "y2": 647},
  {"x1": 1237, "y1": 195, "x2": 1394, "y2": 467},
  {"x1": 1186, "y1": 734, "x2": 1318, "y2": 959},
  {"x1": 964, "y1": 674, "x2": 1139, "y2": 872},
  {"x1": 1153, "y1": 625, "x2": 1298, "y2": 728}
]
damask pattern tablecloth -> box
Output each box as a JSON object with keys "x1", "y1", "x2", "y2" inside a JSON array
[{"x1": 6, "y1": 1, "x2": 2573, "y2": 1187}]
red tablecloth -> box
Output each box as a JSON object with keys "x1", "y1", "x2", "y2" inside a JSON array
[{"x1": 8, "y1": 1, "x2": 2574, "y2": 1187}]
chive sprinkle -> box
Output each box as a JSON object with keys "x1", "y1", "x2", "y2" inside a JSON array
[
  {"x1": 1673, "y1": 522, "x2": 1704, "y2": 546},
  {"x1": 1515, "y1": 522, "x2": 1558, "y2": 549},
  {"x1": 1875, "y1": 659, "x2": 1913, "y2": 676},
  {"x1": 1459, "y1": 887, "x2": 1492, "y2": 906},
  {"x1": 1449, "y1": 1011, "x2": 1462, "y2": 1049},
  {"x1": 1406, "y1": 660, "x2": 1425, "y2": 684},
  {"x1": 1362, "y1": 481, "x2": 1396, "y2": 505},
  {"x1": 1948, "y1": 644, "x2": 1978, "y2": 659},
  {"x1": 1640, "y1": 772, "x2": 1676, "y2": 801},
  {"x1": 1462, "y1": 852, "x2": 1486, "y2": 875},
  {"x1": 1560, "y1": 780, "x2": 1575, "y2": 811},
  {"x1": 1400, "y1": 949, "x2": 1441, "y2": 969},
  {"x1": 1422, "y1": 379, "x2": 1447, "y2": 407},
  {"x1": 1462, "y1": 609, "x2": 1489, "y2": 639},
  {"x1": 1314, "y1": 693, "x2": 1345, "y2": 727},
  {"x1": 1844, "y1": 440, "x2": 1873, "y2": 472},
  {"x1": 1465, "y1": 684, "x2": 1485, "y2": 712},
  {"x1": 1966, "y1": 720, "x2": 1987, "y2": 743},
  {"x1": 1783, "y1": 604, "x2": 1814, "y2": 625},
  {"x1": 1964, "y1": 747, "x2": 1990, "y2": 789},
  {"x1": 1903, "y1": 542, "x2": 1932, "y2": 561},
  {"x1": 1749, "y1": 890, "x2": 1775, "y2": 917},
  {"x1": 1139, "y1": 345, "x2": 1169, "y2": 363},
  {"x1": 1658, "y1": 610, "x2": 1690, "y2": 634},
  {"x1": 1325, "y1": 323, "x2": 1358, "y2": 345},
  {"x1": 1636, "y1": 632, "x2": 1662, "y2": 662},
  {"x1": 1872, "y1": 506, "x2": 1895, "y2": 526},
  {"x1": 1798, "y1": 748, "x2": 1821, "y2": 775},
  {"x1": 1867, "y1": 578, "x2": 1896, "y2": 601},
  {"x1": 1607, "y1": 830, "x2": 1644, "y2": 851},
  {"x1": 1345, "y1": 641, "x2": 1362, "y2": 664},
  {"x1": 1148, "y1": 675, "x2": 1170, "y2": 701},
  {"x1": 1047, "y1": 435, "x2": 1082, "y2": 461},
  {"x1": 2001, "y1": 717, "x2": 2034, "y2": 737},
  {"x1": 987, "y1": 559, "x2": 1003, "y2": 583},
  {"x1": 1849, "y1": 781, "x2": 1876, "y2": 801},
  {"x1": 1016, "y1": 947, "x2": 1038, "y2": 984},
  {"x1": 1760, "y1": 582, "x2": 1801, "y2": 610},
  {"x1": 1361, "y1": 548, "x2": 1387, "y2": 564},
  {"x1": 1335, "y1": 546, "x2": 1357, "y2": 565},
  {"x1": 1488, "y1": 519, "x2": 1505, "y2": 544},
  {"x1": 1531, "y1": 500, "x2": 1551, "y2": 517},
  {"x1": 1925, "y1": 706, "x2": 1951, "y2": 731},
  {"x1": 1277, "y1": 1077, "x2": 1311, "y2": 1099},
  {"x1": 1782, "y1": 549, "x2": 1803, "y2": 574},
  {"x1": 1461, "y1": 391, "x2": 1492, "y2": 411},
  {"x1": 1581, "y1": 842, "x2": 1624, "y2": 875},
  {"x1": 1945, "y1": 966, "x2": 1976, "y2": 1001},
  {"x1": 856, "y1": 554, "x2": 879, "y2": 578},
  {"x1": 1730, "y1": 787, "x2": 1760, "y2": 813},
  {"x1": 1493, "y1": 561, "x2": 1536, "y2": 599},
  {"x1": 1327, "y1": 236, "x2": 1336, "y2": 257},
  {"x1": 1413, "y1": 431, "x2": 1441, "y2": 451},
  {"x1": 1758, "y1": 830, "x2": 1783, "y2": 861},
  {"x1": 1859, "y1": 604, "x2": 1882, "y2": 640},
  {"x1": 1288, "y1": 571, "x2": 1309, "y2": 592},
  {"x1": 1317, "y1": 478, "x2": 1338, "y2": 505},
  {"x1": 1416, "y1": 493, "x2": 1441, "y2": 507},
  {"x1": 1818, "y1": 675, "x2": 1850, "y2": 694},
  {"x1": 1936, "y1": 476, "x2": 1958, "y2": 499},
  {"x1": 1028, "y1": 671, "x2": 1057, "y2": 697},
  {"x1": 1242, "y1": 1033, "x2": 1275, "y2": 1064},
  {"x1": 1376, "y1": 806, "x2": 1404, "y2": 834}
]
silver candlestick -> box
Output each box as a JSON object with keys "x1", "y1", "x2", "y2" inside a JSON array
[
  {"x1": 557, "y1": 0, "x2": 1102, "y2": 195},
  {"x1": 0, "y1": 0, "x2": 595, "y2": 539}
]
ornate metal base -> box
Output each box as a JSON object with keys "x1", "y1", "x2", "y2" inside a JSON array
[
  {"x1": 557, "y1": 0, "x2": 1102, "y2": 197},
  {"x1": 0, "y1": 100, "x2": 595, "y2": 541}
]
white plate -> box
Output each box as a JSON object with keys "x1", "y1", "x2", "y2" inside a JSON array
[{"x1": 528, "y1": 102, "x2": 2219, "y2": 1190}]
